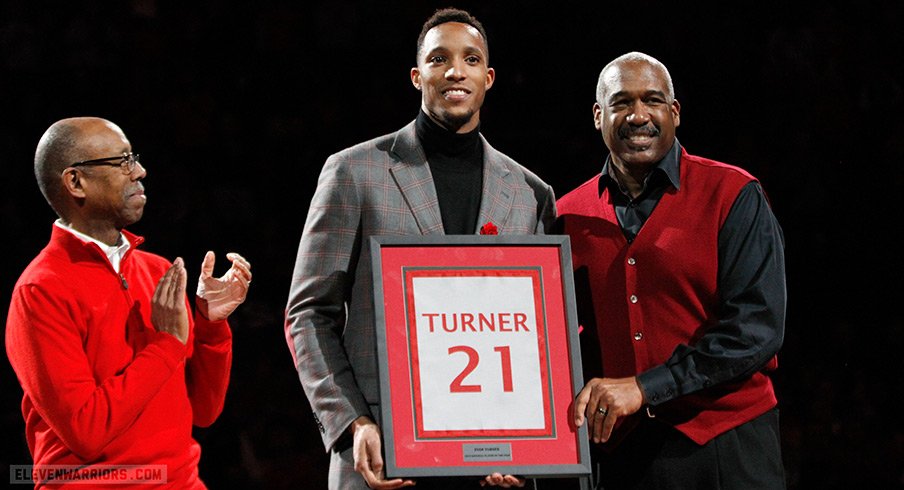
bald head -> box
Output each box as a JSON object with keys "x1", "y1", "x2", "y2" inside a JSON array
[
  {"x1": 34, "y1": 117, "x2": 128, "y2": 218},
  {"x1": 596, "y1": 52, "x2": 675, "y2": 105}
]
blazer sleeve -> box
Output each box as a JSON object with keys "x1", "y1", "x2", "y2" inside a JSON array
[{"x1": 285, "y1": 153, "x2": 371, "y2": 452}]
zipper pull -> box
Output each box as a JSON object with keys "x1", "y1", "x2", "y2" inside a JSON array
[{"x1": 119, "y1": 273, "x2": 129, "y2": 290}]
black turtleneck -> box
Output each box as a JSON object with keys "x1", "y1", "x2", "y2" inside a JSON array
[{"x1": 415, "y1": 110, "x2": 484, "y2": 235}]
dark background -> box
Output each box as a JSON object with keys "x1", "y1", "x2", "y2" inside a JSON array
[{"x1": 2, "y1": 1, "x2": 902, "y2": 488}]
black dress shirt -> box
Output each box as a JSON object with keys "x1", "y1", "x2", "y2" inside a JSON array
[{"x1": 415, "y1": 110, "x2": 483, "y2": 235}]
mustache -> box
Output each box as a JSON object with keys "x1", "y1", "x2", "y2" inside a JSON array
[
  {"x1": 618, "y1": 124, "x2": 660, "y2": 138},
  {"x1": 127, "y1": 182, "x2": 144, "y2": 195}
]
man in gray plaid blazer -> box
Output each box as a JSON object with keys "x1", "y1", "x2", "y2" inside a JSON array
[{"x1": 286, "y1": 8, "x2": 555, "y2": 489}]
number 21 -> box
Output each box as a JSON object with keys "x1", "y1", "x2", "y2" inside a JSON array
[{"x1": 448, "y1": 345, "x2": 514, "y2": 393}]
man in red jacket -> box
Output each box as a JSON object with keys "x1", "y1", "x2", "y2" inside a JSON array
[
  {"x1": 557, "y1": 52, "x2": 786, "y2": 489},
  {"x1": 6, "y1": 117, "x2": 251, "y2": 488}
]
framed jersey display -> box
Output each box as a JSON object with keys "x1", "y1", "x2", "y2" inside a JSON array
[{"x1": 370, "y1": 235, "x2": 590, "y2": 479}]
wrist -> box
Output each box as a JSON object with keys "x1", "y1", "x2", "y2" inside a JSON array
[
  {"x1": 349, "y1": 415, "x2": 375, "y2": 436},
  {"x1": 195, "y1": 295, "x2": 212, "y2": 320},
  {"x1": 152, "y1": 330, "x2": 189, "y2": 358}
]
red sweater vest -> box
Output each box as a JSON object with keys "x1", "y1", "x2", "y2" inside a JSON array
[{"x1": 558, "y1": 149, "x2": 777, "y2": 444}]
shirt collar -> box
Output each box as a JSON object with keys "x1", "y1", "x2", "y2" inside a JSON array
[
  {"x1": 54, "y1": 219, "x2": 131, "y2": 272},
  {"x1": 599, "y1": 139, "x2": 682, "y2": 195}
]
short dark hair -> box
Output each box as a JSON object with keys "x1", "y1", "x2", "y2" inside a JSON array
[{"x1": 416, "y1": 7, "x2": 488, "y2": 62}]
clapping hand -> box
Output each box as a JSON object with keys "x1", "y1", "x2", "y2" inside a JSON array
[
  {"x1": 195, "y1": 251, "x2": 252, "y2": 321},
  {"x1": 151, "y1": 257, "x2": 190, "y2": 344}
]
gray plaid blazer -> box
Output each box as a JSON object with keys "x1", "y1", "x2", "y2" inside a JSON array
[{"x1": 285, "y1": 121, "x2": 556, "y2": 452}]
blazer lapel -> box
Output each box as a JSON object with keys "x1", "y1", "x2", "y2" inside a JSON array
[
  {"x1": 388, "y1": 122, "x2": 445, "y2": 235},
  {"x1": 476, "y1": 137, "x2": 515, "y2": 233}
]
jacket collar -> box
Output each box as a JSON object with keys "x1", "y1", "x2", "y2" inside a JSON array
[
  {"x1": 48, "y1": 224, "x2": 144, "y2": 268},
  {"x1": 388, "y1": 120, "x2": 515, "y2": 235}
]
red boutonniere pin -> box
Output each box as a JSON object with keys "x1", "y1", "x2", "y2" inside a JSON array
[{"x1": 479, "y1": 222, "x2": 498, "y2": 235}]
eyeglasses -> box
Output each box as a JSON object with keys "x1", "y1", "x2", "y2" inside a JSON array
[{"x1": 69, "y1": 152, "x2": 140, "y2": 175}]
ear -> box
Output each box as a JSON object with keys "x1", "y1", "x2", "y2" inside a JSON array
[
  {"x1": 61, "y1": 167, "x2": 87, "y2": 199},
  {"x1": 485, "y1": 67, "x2": 495, "y2": 91},
  {"x1": 672, "y1": 99, "x2": 681, "y2": 128},
  {"x1": 593, "y1": 102, "x2": 603, "y2": 130},
  {"x1": 411, "y1": 67, "x2": 421, "y2": 90}
]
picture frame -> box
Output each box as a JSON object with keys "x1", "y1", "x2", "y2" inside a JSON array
[{"x1": 370, "y1": 235, "x2": 590, "y2": 479}]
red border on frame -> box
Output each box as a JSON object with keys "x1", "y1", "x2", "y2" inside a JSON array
[
  {"x1": 404, "y1": 268, "x2": 553, "y2": 439},
  {"x1": 379, "y1": 245, "x2": 581, "y2": 470}
]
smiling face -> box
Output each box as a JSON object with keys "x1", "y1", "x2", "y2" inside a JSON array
[
  {"x1": 594, "y1": 58, "x2": 681, "y2": 170},
  {"x1": 411, "y1": 21, "x2": 495, "y2": 133}
]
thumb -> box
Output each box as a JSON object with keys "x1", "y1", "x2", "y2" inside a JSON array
[
  {"x1": 367, "y1": 440, "x2": 384, "y2": 473},
  {"x1": 370, "y1": 451, "x2": 384, "y2": 474},
  {"x1": 574, "y1": 402, "x2": 587, "y2": 427},
  {"x1": 200, "y1": 251, "x2": 215, "y2": 278}
]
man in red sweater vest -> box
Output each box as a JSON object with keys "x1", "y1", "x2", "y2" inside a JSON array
[
  {"x1": 6, "y1": 117, "x2": 252, "y2": 488},
  {"x1": 557, "y1": 53, "x2": 787, "y2": 489}
]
